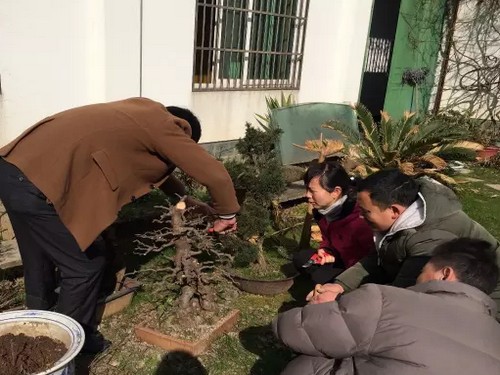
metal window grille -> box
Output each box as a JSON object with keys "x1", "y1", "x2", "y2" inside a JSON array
[
  {"x1": 193, "y1": 0, "x2": 310, "y2": 91},
  {"x1": 363, "y1": 37, "x2": 392, "y2": 73}
]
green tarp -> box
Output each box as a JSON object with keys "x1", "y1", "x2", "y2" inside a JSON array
[{"x1": 271, "y1": 102, "x2": 357, "y2": 165}]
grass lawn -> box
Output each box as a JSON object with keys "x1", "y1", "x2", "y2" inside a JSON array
[
  {"x1": 78, "y1": 166, "x2": 500, "y2": 375},
  {"x1": 456, "y1": 166, "x2": 500, "y2": 239}
]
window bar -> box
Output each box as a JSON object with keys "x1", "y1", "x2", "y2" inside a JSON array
[
  {"x1": 280, "y1": 0, "x2": 294, "y2": 88},
  {"x1": 290, "y1": 0, "x2": 303, "y2": 89},
  {"x1": 288, "y1": 0, "x2": 303, "y2": 88},
  {"x1": 234, "y1": 3, "x2": 245, "y2": 88},
  {"x1": 265, "y1": 0, "x2": 275, "y2": 89},
  {"x1": 193, "y1": 2, "x2": 200, "y2": 89},
  {"x1": 242, "y1": 0, "x2": 254, "y2": 88},
  {"x1": 378, "y1": 39, "x2": 383, "y2": 72},
  {"x1": 270, "y1": 0, "x2": 283, "y2": 89},
  {"x1": 277, "y1": 1, "x2": 287, "y2": 89},
  {"x1": 220, "y1": 1, "x2": 229, "y2": 89},
  {"x1": 214, "y1": 1, "x2": 223, "y2": 90},
  {"x1": 264, "y1": 0, "x2": 276, "y2": 89},
  {"x1": 211, "y1": 1, "x2": 222, "y2": 89},
  {"x1": 248, "y1": 0, "x2": 263, "y2": 88},
  {"x1": 204, "y1": 2, "x2": 299, "y2": 19},
  {"x1": 259, "y1": 1, "x2": 272, "y2": 90},
  {"x1": 207, "y1": 0, "x2": 216, "y2": 88},
  {"x1": 376, "y1": 39, "x2": 381, "y2": 72},
  {"x1": 228, "y1": 0, "x2": 238, "y2": 89},
  {"x1": 286, "y1": 1, "x2": 297, "y2": 89},
  {"x1": 227, "y1": 3, "x2": 235, "y2": 89},
  {"x1": 200, "y1": 3, "x2": 208, "y2": 88},
  {"x1": 290, "y1": 0, "x2": 300, "y2": 87},
  {"x1": 295, "y1": 0, "x2": 309, "y2": 89}
]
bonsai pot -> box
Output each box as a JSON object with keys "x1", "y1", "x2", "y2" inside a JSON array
[
  {"x1": 96, "y1": 277, "x2": 140, "y2": 320},
  {"x1": 134, "y1": 309, "x2": 240, "y2": 355},
  {"x1": 231, "y1": 262, "x2": 299, "y2": 295}
]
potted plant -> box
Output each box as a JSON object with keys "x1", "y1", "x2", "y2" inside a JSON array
[
  {"x1": 131, "y1": 199, "x2": 240, "y2": 354},
  {"x1": 223, "y1": 123, "x2": 300, "y2": 295}
]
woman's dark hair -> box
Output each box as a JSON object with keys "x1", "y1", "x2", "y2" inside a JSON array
[
  {"x1": 303, "y1": 161, "x2": 352, "y2": 195},
  {"x1": 166, "y1": 106, "x2": 202, "y2": 143}
]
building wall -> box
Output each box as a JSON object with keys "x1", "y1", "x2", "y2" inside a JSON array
[
  {"x1": 383, "y1": 0, "x2": 446, "y2": 117},
  {"x1": 434, "y1": 0, "x2": 500, "y2": 121},
  {"x1": 0, "y1": 0, "x2": 372, "y2": 145}
]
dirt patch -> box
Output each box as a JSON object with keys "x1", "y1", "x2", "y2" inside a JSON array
[{"x1": 0, "y1": 333, "x2": 67, "y2": 375}]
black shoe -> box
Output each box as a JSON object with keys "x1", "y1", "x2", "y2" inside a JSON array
[{"x1": 81, "y1": 331, "x2": 111, "y2": 354}]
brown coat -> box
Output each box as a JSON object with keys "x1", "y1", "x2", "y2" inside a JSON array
[{"x1": 0, "y1": 98, "x2": 239, "y2": 250}]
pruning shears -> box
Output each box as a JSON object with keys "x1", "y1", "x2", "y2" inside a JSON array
[{"x1": 302, "y1": 253, "x2": 322, "y2": 268}]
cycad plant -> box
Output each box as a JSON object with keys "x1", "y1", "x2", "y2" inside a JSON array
[
  {"x1": 255, "y1": 92, "x2": 295, "y2": 131},
  {"x1": 323, "y1": 103, "x2": 482, "y2": 184},
  {"x1": 293, "y1": 132, "x2": 345, "y2": 163}
]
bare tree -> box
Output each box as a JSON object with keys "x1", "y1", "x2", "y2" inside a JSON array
[
  {"x1": 134, "y1": 200, "x2": 233, "y2": 315},
  {"x1": 434, "y1": 0, "x2": 500, "y2": 123}
]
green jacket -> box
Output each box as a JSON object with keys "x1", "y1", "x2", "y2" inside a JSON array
[{"x1": 335, "y1": 178, "x2": 500, "y2": 319}]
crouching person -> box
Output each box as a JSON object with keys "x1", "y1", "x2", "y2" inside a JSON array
[
  {"x1": 273, "y1": 238, "x2": 500, "y2": 375},
  {"x1": 293, "y1": 161, "x2": 374, "y2": 284}
]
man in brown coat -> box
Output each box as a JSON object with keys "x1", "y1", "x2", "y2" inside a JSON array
[
  {"x1": 0, "y1": 97, "x2": 240, "y2": 353},
  {"x1": 273, "y1": 238, "x2": 500, "y2": 375}
]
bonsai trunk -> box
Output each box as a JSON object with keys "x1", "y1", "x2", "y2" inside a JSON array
[
  {"x1": 256, "y1": 239, "x2": 267, "y2": 269},
  {"x1": 249, "y1": 236, "x2": 267, "y2": 270},
  {"x1": 171, "y1": 201, "x2": 216, "y2": 313}
]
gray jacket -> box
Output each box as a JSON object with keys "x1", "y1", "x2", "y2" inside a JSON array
[
  {"x1": 273, "y1": 281, "x2": 500, "y2": 375},
  {"x1": 334, "y1": 178, "x2": 500, "y2": 319}
]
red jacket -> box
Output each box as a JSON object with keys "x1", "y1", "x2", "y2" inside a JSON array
[{"x1": 315, "y1": 199, "x2": 374, "y2": 268}]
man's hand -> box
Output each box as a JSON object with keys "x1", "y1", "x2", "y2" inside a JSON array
[
  {"x1": 209, "y1": 217, "x2": 237, "y2": 234},
  {"x1": 317, "y1": 248, "x2": 335, "y2": 265},
  {"x1": 306, "y1": 283, "x2": 344, "y2": 304},
  {"x1": 184, "y1": 196, "x2": 217, "y2": 217}
]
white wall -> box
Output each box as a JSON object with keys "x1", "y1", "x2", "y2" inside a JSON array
[
  {"x1": 0, "y1": 0, "x2": 373, "y2": 144},
  {"x1": 0, "y1": 0, "x2": 140, "y2": 144},
  {"x1": 104, "y1": 0, "x2": 141, "y2": 101},
  {"x1": 299, "y1": 0, "x2": 373, "y2": 104},
  {"x1": 0, "y1": 0, "x2": 90, "y2": 142}
]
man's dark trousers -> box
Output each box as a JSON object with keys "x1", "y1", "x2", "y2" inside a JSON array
[{"x1": 0, "y1": 158, "x2": 106, "y2": 333}]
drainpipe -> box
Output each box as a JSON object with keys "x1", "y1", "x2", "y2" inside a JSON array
[{"x1": 432, "y1": 0, "x2": 460, "y2": 114}]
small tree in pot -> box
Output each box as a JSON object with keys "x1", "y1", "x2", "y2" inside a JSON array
[
  {"x1": 224, "y1": 123, "x2": 287, "y2": 271},
  {"x1": 134, "y1": 199, "x2": 235, "y2": 326}
]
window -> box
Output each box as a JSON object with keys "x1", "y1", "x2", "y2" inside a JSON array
[{"x1": 193, "y1": 0, "x2": 310, "y2": 91}]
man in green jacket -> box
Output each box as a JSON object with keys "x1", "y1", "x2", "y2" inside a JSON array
[{"x1": 311, "y1": 169, "x2": 500, "y2": 319}]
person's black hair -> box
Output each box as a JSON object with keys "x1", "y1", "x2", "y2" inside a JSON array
[
  {"x1": 303, "y1": 161, "x2": 352, "y2": 196},
  {"x1": 357, "y1": 169, "x2": 419, "y2": 209},
  {"x1": 429, "y1": 238, "x2": 499, "y2": 294},
  {"x1": 166, "y1": 106, "x2": 202, "y2": 143}
]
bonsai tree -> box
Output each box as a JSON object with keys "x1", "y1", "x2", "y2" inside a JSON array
[
  {"x1": 134, "y1": 199, "x2": 233, "y2": 323},
  {"x1": 224, "y1": 123, "x2": 286, "y2": 270}
]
